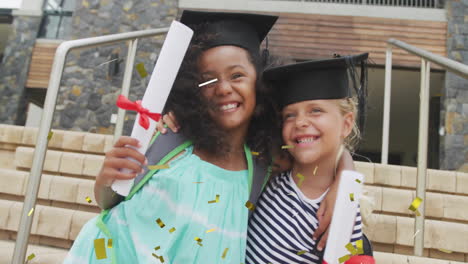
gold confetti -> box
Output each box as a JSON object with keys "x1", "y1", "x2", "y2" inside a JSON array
[
  {"x1": 107, "y1": 239, "x2": 113, "y2": 248},
  {"x1": 338, "y1": 254, "x2": 351, "y2": 263},
  {"x1": 206, "y1": 228, "x2": 216, "y2": 233},
  {"x1": 27, "y1": 253, "x2": 35, "y2": 261},
  {"x1": 47, "y1": 131, "x2": 53, "y2": 141},
  {"x1": 221, "y1": 247, "x2": 229, "y2": 259},
  {"x1": 94, "y1": 238, "x2": 107, "y2": 260},
  {"x1": 296, "y1": 173, "x2": 305, "y2": 187},
  {"x1": 313, "y1": 166, "x2": 318, "y2": 175},
  {"x1": 159, "y1": 256, "x2": 165, "y2": 263},
  {"x1": 136, "y1": 62, "x2": 148, "y2": 78},
  {"x1": 409, "y1": 197, "x2": 423, "y2": 216},
  {"x1": 245, "y1": 201, "x2": 256, "y2": 211},
  {"x1": 251, "y1": 151, "x2": 260, "y2": 156},
  {"x1": 349, "y1": 193, "x2": 355, "y2": 202},
  {"x1": 355, "y1": 179, "x2": 362, "y2": 184},
  {"x1": 86, "y1": 196, "x2": 92, "y2": 203},
  {"x1": 345, "y1": 242, "x2": 358, "y2": 255},
  {"x1": 156, "y1": 218, "x2": 165, "y2": 228},
  {"x1": 281, "y1": 145, "x2": 294, "y2": 149},
  {"x1": 28, "y1": 208, "x2": 34, "y2": 216},
  {"x1": 155, "y1": 246, "x2": 161, "y2": 251},
  {"x1": 169, "y1": 227, "x2": 176, "y2": 233},
  {"x1": 356, "y1": 239, "x2": 364, "y2": 254},
  {"x1": 208, "y1": 194, "x2": 220, "y2": 204},
  {"x1": 194, "y1": 237, "x2": 203, "y2": 246},
  {"x1": 438, "y1": 248, "x2": 453, "y2": 254},
  {"x1": 198, "y1": 78, "x2": 218, "y2": 87},
  {"x1": 297, "y1": 250, "x2": 307, "y2": 255},
  {"x1": 148, "y1": 164, "x2": 170, "y2": 170}
]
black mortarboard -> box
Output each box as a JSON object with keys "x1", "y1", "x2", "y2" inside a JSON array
[
  {"x1": 265, "y1": 53, "x2": 369, "y2": 131},
  {"x1": 180, "y1": 10, "x2": 278, "y2": 53}
]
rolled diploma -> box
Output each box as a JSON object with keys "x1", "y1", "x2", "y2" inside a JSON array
[
  {"x1": 323, "y1": 170, "x2": 364, "y2": 264},
  {"x1": 111, "y1": 21, "x2": 193, "y2": 196}
]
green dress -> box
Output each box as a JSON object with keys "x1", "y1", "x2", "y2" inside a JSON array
[{"x1": 64, "y1": 146, "x2": 251, "y2": 263}]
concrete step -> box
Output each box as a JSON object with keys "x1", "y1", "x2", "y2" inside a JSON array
[
  {"x1": 0, "y1": 168, "x2": 99, "y2": 208},
  {"x1": 0, "y1": 239, "x2": 68, "y2": 264}
]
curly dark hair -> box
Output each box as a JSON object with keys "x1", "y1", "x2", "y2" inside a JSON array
[{"x1": 164, "y1": 22, "x2": 281, "y2": 161}]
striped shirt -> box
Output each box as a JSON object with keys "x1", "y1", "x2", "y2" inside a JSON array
[{"x1": 246, "y1": 171, "x2": 362, "y2": 264}]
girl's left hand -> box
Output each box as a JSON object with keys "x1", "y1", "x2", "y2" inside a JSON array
[
  {"x1": 313, "y1": 186, "x2": 338, "y2": 251},
  {"x1": 156, "y1": 111, "x2": 180, "y2": 134},
  {"x1": 312, "y1": 149, "x2": 355, "y2": 251}
]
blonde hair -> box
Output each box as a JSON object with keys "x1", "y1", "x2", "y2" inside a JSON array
[{"x1": 336, "y1": 97, "x2": 361, "y2": 152}]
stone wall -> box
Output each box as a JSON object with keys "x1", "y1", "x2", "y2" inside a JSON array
[
  {"x1": 440, "y1": 0, "x2": 468, "y2": 171},
  {"x1": 0, "y1": 16, "x2": 41, "y2": 125},
  {"x1": 52, "y1": 0, "x2": 178, "y2": 135}
]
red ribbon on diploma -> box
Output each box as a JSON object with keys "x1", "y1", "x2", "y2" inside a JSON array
[{"x1": 116, "y1": 95, "x2": 162, "y2": 130}]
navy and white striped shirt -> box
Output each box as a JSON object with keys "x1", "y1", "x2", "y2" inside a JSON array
[{"x1": 246, "y1": 171, "x2": 362, "y2": 264}]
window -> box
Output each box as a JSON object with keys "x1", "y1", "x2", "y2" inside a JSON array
[{"x1": 38, "y1": 0, "x2": 74, "y2": 39}]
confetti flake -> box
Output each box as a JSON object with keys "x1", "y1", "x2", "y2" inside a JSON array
[
  {"x1": 152, "y1": 246, "x2": 165, "y2": 262},
  {"x1": 94, "y1": 238, "x2": 107, "y2": 260},
  {"x1": 438, "y1": 248, "x2": 453, "y2": 254},
  {"x1": 194, "y1": 237, "x2": 203, "y2": 246},
  {"x1": 338, "y1": 254, "x2": 351, "y2": 263},
  {"x1": 355, "y1": 179, "x2": 362, "y2": 184},
  {"x1": 221, "y1": 247, "x2": 229, "y2": 259},
  {"x1": 281, "y1": 145, "x2": 294, "y2": 149},
  {"x1": 27, "y1": 253, "x2": 35, "y2": 261},
  {"x1": 251, "y1": 151, "x2": 260, "y2": 156},
  {"x1": 148, "y1": 164, "x2": 170, "y2": 170},
  {"x1": 245, "y1": 201, "x2": 256, "y2": 211},
  {"x1": 169, "y1": 227, "x2": 176, "y2": 233},
  {"x1": 47, "y1": 131, "x2": 53, "y2": 141},
  {"x1": 356, "y1": 239, "x2": 364, "y2": 254},
  {"x1": 345, "y1": 242, "x2": 358, "y2": 255},
  {"x1": 136, "y1": 62, "x2": 148, "y2": 78},
  {"x1": 349, "y1": 193, "x2": 355, "y2": 202},
  {"x1": 412, "y1": 229, "x2": 420, "y2": 239},
  {"x1": 198, "y1": 78, "x2": 218, "y2": 87},
  {"x1": 409, "y1": 197, "x2": 423, "y2": 216},
  {"x1": 107, "y1": 239, "x2": 113, "y2": 248},
  {"x1": 313, "y1": 166, "x2": 318, "y2": 175},
  {"x1": 296, "y1": 173, "x2": 305, "y2": 187},
  {"x1": 208, "y1": 194, "x2": 220, "y2": 204},
  {"x1": 206, "y1": 228, "x2": 216, "y2": 233},
  {"x1": 297, "y1": 250, "x2": 307, "y2": 255},
  {"x1": 156, "y1": 218, "x2": 165, "y2": 228},
  {"x1": 86, "y1": 196, "x2": 92, "y2": 203},
  {"x1": 28, "y1": 208, "x2": 34, "y2": 216}
]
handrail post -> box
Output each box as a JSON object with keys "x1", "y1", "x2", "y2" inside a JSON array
[
  {"x1": 381, "y1": 44, "x2": 392, "y2": 164},
  {"x1": 414, "y1": 59, "x2": 430, "y2": 256},
  {"x1": 11, "y1": 42, "x2": 70, "y2": 264},
  {"x1": 114, "y1": 38, "x2": 139, "y2": 141}
]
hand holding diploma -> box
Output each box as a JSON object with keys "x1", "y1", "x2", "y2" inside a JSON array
[{"x1": 111, "y1": 21, "x2": 193, "y2": 196}]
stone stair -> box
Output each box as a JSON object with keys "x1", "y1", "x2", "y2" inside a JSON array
[{"x1": 1, "y1": 124, "x2": 467, "y2": 263}]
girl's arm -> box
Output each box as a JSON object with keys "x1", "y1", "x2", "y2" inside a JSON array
[
  {"x1": 312, "y1": 149, "x2": 355, "y2": 251},
  {"x1": 94, "y1": 136, "x2": 147, "y2": 210}
]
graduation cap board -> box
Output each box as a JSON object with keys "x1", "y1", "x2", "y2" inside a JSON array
[
  {"x1": 111, "y1": 21, "x2": 193, "y2": 196},
  {"x1": 180, "y1": 10, "x2": 278, "y2": 53}
]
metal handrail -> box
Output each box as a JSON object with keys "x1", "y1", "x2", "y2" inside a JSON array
[
  {"x1": 265, "y1": 0, "x2": 442, "y2": 8},
  {"x1": 380, "y1": 38, "x2": 468, "y2": 257},
  {"x1": 12, "y1": 27, "x2": 169, "y2": 264}
]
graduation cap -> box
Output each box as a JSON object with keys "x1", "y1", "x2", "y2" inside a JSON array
[
  {"x1": 180, "y1": 10, "x2": 278, "y2": 53},
  {"x1": 264, "y1": 53, "x2": 369, "y2": 131}
]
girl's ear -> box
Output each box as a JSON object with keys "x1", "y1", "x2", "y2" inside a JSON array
[{"x1": 341, "y1": 111, "x2": 355, "y2": 139}]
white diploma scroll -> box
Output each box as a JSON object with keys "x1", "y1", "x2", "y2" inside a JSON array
[
  {"x1": 111, "y1": 21, "x2": 193, "y2": 196},
  {"x1": 323, "y1": 170, "x2": 364, "y2": 264}
]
